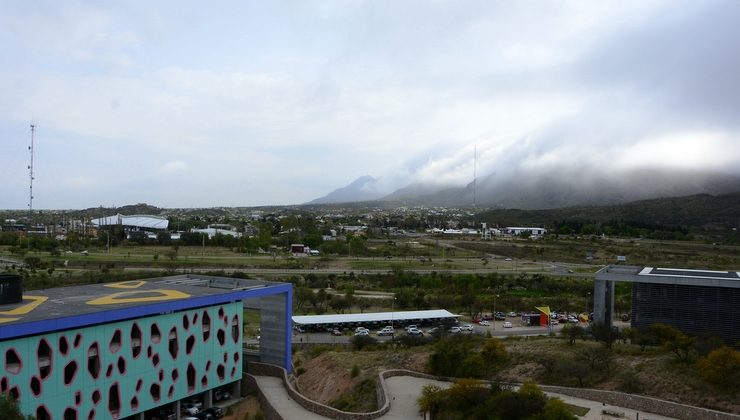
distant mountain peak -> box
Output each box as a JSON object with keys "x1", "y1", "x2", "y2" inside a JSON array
[{"x1": 309, "y1": 175, "x2": 385, "y2": 204}]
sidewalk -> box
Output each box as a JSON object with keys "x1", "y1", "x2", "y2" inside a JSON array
[
  {"x1": 252, "y1": 375, "x2": 328, "y2": 420},
  {"x1": 252, "y1": 373, "x2": 678, "y2": 420}
]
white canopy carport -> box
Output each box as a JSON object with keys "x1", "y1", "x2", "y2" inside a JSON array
[{"x1": 292, "y1": 309, "x2": 460, "y2": 327}]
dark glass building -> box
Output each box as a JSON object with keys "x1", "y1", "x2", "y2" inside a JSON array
[{"x1": 595, "y1": 266, "x2": 740, "y2": 346}]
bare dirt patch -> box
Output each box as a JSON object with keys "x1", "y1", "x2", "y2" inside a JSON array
[
  {"x1": 294, "y1": 345, "x2": 432, "y2": 410},
  {"x1": 222, "y1": 395, "x2": 261, "y2": 420}
]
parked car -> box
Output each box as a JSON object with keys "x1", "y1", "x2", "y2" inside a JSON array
[
  {"x1": 507, "y1": 311, "x2": 517, "y2": 317},
  {"x1": 405, "y1": 324, "x2": 418, "y2": 332},
  {"x1": 503, "y1": 321, "x2": 512, "y2": 328},
  {"x1": 354, "y1": 330, "x2": 369, "y2": 336},
  {"x1": 479, "y1": 320, "x2": 490, "y2": 326},
  {"x1": 214, "y1": 389, "x2": 231, "y2": 401},
  {"x1": 427, "y1": 327, "x2": 439, "y2": 335},
  {"x1": 407, "y1": 328, "x2": 424, "y2": 336},
  {"x1": 460, "y1": 324, "x2": 474, "y2": 332},
  {"x1": 202, "y1": 407, "x2": 224, "y2": 419},
  {"x1": 377, "y1": 327, "x2": 395, "y2": 336},
  {"x1": 331, "y1": 329, "x2": 342, "y2": 336},
  {"x1": 448, "y1": 326, "x2": 461, "y2": 334},
  {"x1": 355, "y1": 327, "x2": 369, "y2": 333},
  {"x1": 182, "y1": 404, "x2": 199, "y2": 416}
]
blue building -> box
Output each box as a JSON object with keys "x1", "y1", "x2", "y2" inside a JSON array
[{"x1": 0, "y1": 274, "x2": 292, "y2": 419}]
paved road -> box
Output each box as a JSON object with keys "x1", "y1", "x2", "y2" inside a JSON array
[
  {"x1": 269, "y1": 323, "x2": 571, "y2": 345},
  {"x1": 122, "y1": 266, "x2": 597, "y2": 278}
]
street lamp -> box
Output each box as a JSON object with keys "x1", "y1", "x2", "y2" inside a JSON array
[
  {"x1": 493, "y1": 294, "x2": 499, "y2": 331},
  {"x1": 391, "y1": 296, "x2": 397, "y2": 340},
  {"x1": 391, "y1": 296, "x2": 397, "y2": 328}
]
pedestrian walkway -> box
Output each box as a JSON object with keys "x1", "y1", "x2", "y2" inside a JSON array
[
  {"x1": 381, "y1": 376, "x2": 451, "y2": 419},
  {"x1": 252, "y1": 375, "x2": 328, "y2": 420},
  {"x1": 252, "y1": 373, "x2": 678, "y2": 420},
  {"x1": 541, "y1": 390, "x2": 676, "y2": 420}
]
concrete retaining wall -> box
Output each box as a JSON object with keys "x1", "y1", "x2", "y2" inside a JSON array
[
  {"x1": 243, "y1": 373, "x2": 282, "y2": 420},
  {"x1": 247, "y1": 363, "x2": 740, "y2": 420},
  {"x1": 248, "y1": 362, "x2": 391, "y2": 420},
  {"x1": 537, "y1": 385, "x2": 740, "y2": 420}
]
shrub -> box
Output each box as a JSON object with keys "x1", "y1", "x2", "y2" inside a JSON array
[
  {"x1": 615, "y1": 368, "x2": 644, "y2": 394},
  {"x1": 696, "y1": 346, "x2": 740, "y2": 391},
  {"x1": 351, "y1": 334, "x2": 378, "y2": 351},
  {"x1": 350, "y1": 364, "x2": 360, "y2": 378},
  {"x1": 309, "y1": 345, "x2": 332, "y2": 358}
]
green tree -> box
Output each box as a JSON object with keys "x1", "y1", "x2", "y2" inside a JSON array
[
  {"x1": 0, "y1": 393, "x2": 30, "y2": 420},
  {"x1": 528, "y1": 398, "x2": 578, "y2": 420},
  {"x1": 23, "y1": 255, "x2": 43, "y2": 271},
  {"x1": 696, "y1": 346, "x2": 740, "y2": 390},
  {"x1": 417, "y1": 384, "x2": 445, "y2": 420},
  {"x1": 651, "y1": 324, "x2": 696, "y2": 363},
  {"x1": 428, "y1": 337, "x2": 477, "y2": 377},
  {"x1": 480, "y1": 338, "x2": 508, "y2": 375},
  {"x1": 560, "y1": 324, "x2": 586, "y2": 345},
  {"x1": 156, "y1": 231, "x2": 172, "y2": 245},
  {"x1": 590, "y1": 323, "x2": 618, "y2": 348},
  {"x1": 294, "y1": 287, "x2": 313, "y2": 314}
]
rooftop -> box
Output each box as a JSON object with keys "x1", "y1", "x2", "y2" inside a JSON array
[
  {"x1": 595, "y1": 265, "x2": 740, "y2": 288},
  {"x1": 292, "y1": 309, "x2": 460, "y2": 326},
  {"x1": 0, "y1": 274, "x2": 290, "y2": 340}
]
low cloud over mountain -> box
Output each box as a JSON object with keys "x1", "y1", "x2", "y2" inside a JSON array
[{"x1": 312, "y1": 167, "x2": 740, "y2": 209}]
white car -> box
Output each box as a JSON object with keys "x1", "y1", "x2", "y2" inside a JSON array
[
  {"x1": 479, "y1": 320, "x2": 490, "y2": 326},
  {"x1": 377, "y1": 327, "x2": 395, "y2": 336},
  {"x1": 355, "y1": 327, "x2": 369, "y2": 333},
  {"x1": 355, "y1": 330, "x2": 369, "y2": 336},
  {"x1": 182, "y1": 405, "x2": 199, "y2": 416},
  {"x1": 460, "y1": 324, "x2": 474, "y2": 332},
  {"x1": 407, "y1": 328, "x2": 424, "y2": 336},
  {"x1": 405, "y1": 324, "x2": 418, "y2": 332},
  {"x1": 448, "y1": 327, "x2": 461, "y2": 334},
  {"x1": 503, "y1": 321, "x2": 512, "y2": 328}
]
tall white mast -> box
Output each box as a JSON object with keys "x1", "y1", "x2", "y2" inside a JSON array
[{"x1": 28, "y1": 123, "x2": 36, "y2": 221}]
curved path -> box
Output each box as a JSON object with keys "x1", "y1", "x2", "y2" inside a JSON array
[
  {"x1": 253, "y1": 375, "x2": 328, "y2": 420},
  {"x1": 381, "y1": 376, "x2": 450, "y2": 419},
  {"x1": 252, "y1": 373, "x2": 677, "y2": 420}
]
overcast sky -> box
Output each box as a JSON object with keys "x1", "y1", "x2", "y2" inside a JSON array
[{"x1": 1, "y1": 0, "x2": 739, "y2": 209}]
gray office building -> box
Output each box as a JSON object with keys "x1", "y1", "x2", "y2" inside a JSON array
[{"x1": 594, "y1": 266, "x2": 740, "y2": 345}]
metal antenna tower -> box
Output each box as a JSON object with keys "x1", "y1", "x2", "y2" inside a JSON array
[{"x1": 28, "y1": 123, "x2": 36, "y2": 220}]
